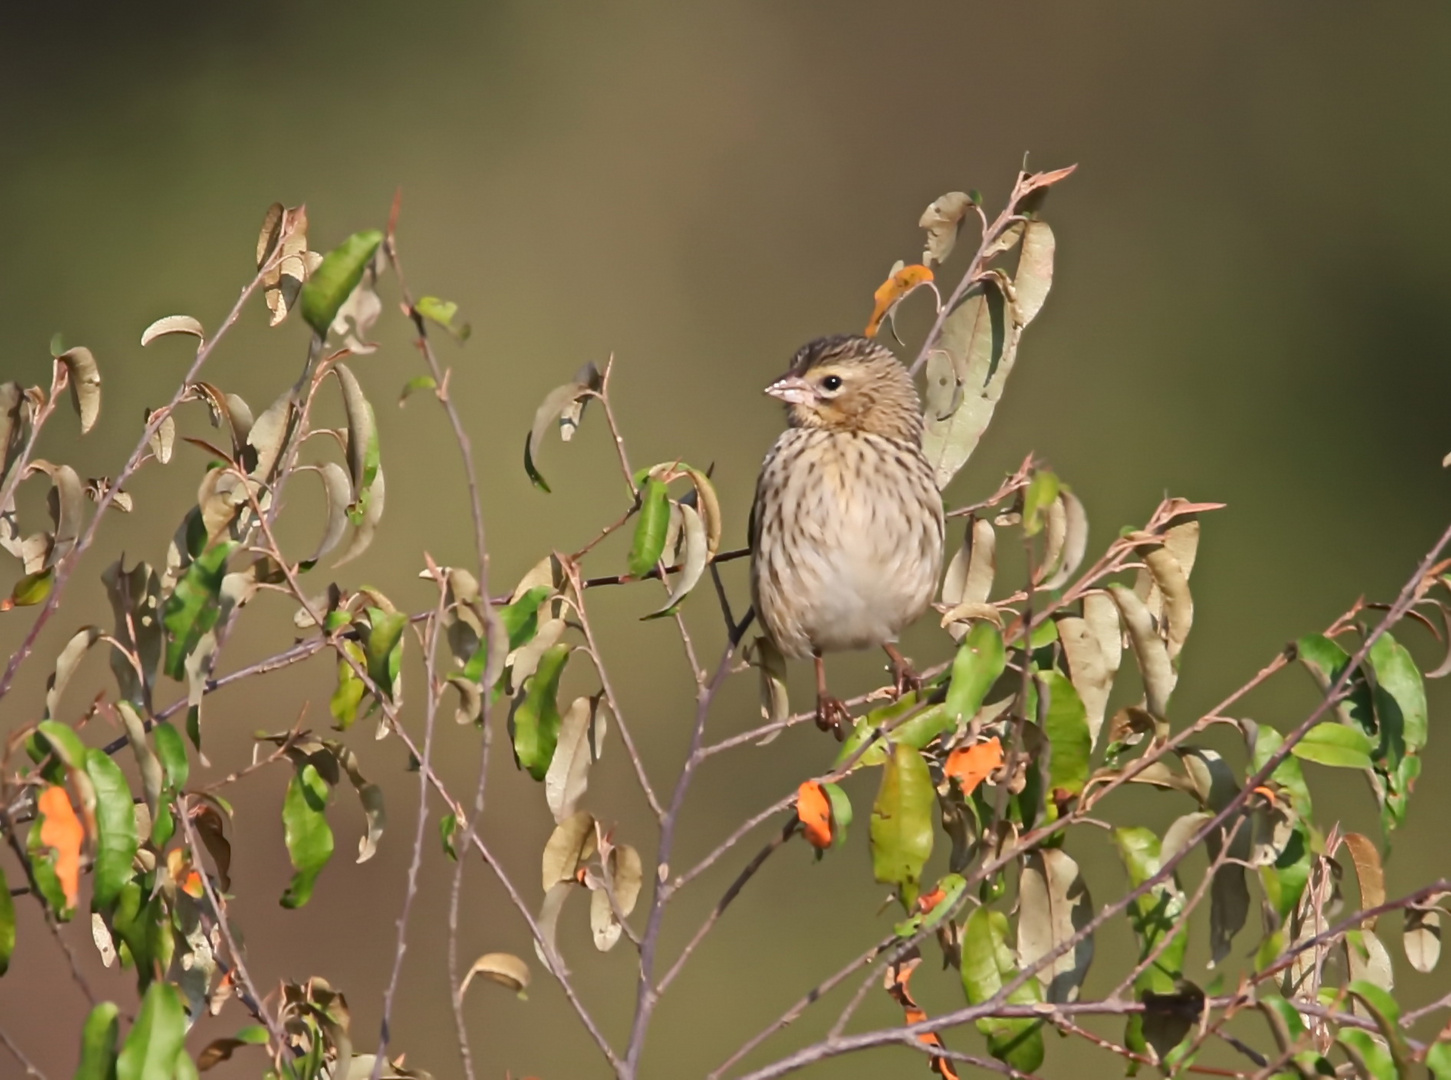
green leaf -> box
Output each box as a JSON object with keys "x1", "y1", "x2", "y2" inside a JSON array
[
  {"x1": 439, "y1": 812, "x2": 460, "y2": 860},
  {"x1": 36, "y1": 720, "x2": 89, "y2": 773},
  {"x1": 162, "y1": 541, "x2": 235, "y2": 680},
  {"x1": 1036, "y1": 671, "x2": 1091, "y2": 798},
  {"x1": 1291, "y1": 722, "x2": 1374, "y2": 769},
  {"x1": 415, "y1": 296, "x2": 471, "y2": 340},
  {"x1": 6, "y1": 567, "x2": 54, "y2": 608},
  {"x1": 1296, "y1": 634, "x2": 1375, "y2": 734},
  {"x1": 329, "y1": 641, "x2": 366, "y2": 729},
  {"x1": 280, "y1": 762, "x2": 334, "y2": 909},
  {"x1": 836, "y1": 693, "x2": 925, "y2": 768},
  {"x1": 1337, "y1": 1028, "x2": 1396, "y2": 1080},
  {"x1": 1428, "y1": 1041, "x2": 1451, "y2": 1080},
  {"x1": 151, "y1": 721, "x2": 188, "y2": 793},
  {"x1": 397, "y1": 374, "x2": 437, "y2": 406},
  {"x1": 509, "y1": 643, "x2": 570, "y2": 781},
  {"x1": 1245, "y1": 721, "x2": 1313, "y2": 818},
  {"x1": 1022, "y1": 470, "x2": 1059, "y2": 537},
  {"x1": 1260, "y1": 820, "x2": 1311, "y2": 925},
  {"x1": 961, "y1": 907, "x2": 1045, "y2": 1073},
  {"x1": 870, "y1": 742, "x2": 934, "y2": 908},
  {"x1": 822, "y1": 782, "x2": 852, "y2": 849},
  {"x1": 361, "y1": 607, "x2": 408, "y2": 700},
  {"x1": 86, "y1": 750, "x2": 139, "y2": 910},
  {"x1": 1347, "y1": 980, "x2": 1410, "y2": 1075},
  {"x1": 0, "y1": 862, "x2": 13, "y2": 975},
  {"x1": 300, "y1": 230, "x2": 383, "y2": 336},
  {"x1": 1368, "y1": 633, "x2": 1426, "y2": 752},
  {"x1": 945, "y1": 622, "x2": 1006, "y2": 725},
  {"x1": 117, "y1": 982, "x2": 186, "y2": 1080},
  {"x1": 74, "y1": 1001, "x2": 121, "y2": 1080},
  {"x1": 627, "y1": 478, "x2": 670, "y2": 578}
]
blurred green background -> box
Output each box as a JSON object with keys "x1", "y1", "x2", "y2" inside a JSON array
[{"x1": 3, "y1": 2, "x2": 1450, "y2": 1077}]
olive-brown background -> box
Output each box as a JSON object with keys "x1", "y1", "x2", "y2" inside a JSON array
[{"x1": 3, "y1": 3, "x2": 1450, "y2": 1077}]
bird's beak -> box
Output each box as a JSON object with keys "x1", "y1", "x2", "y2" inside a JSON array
[{"x1": 764, "y1": 375, "x2": 814, "y2": 406}]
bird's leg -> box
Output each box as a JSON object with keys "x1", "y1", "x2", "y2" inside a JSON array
[
  {"x1": 883, "y1": 642, "x2": 922, "y2": 699},
  {"x1": 813, "y1": 652, "x2": 849, "y2": 741}
]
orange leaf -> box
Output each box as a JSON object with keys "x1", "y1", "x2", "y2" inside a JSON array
[
  {"x1": 38, "y1": 783, "x2": 84, "y2": 910},
  {"x1": 884, "y1": 958, "x2": 961, "y2": 1080},
  {"x1": 943, "y1": 736, "x2": 1003, "y2": 797},
  {"x1": 796, "y1": 780, "x2": 833, "y2": 850},
  {"x1": 865, "y1": 264, "x2": 934, "y2": 338},
  {"x1": 917, "y1": 887, "x2": 947, "y2": 914}
]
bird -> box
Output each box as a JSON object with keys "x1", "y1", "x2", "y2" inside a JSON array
[{"x1": 749, "y1": 334, "x2": 945, "y2": 738}]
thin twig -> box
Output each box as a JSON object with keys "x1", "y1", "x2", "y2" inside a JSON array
[
  {"x1": 656, "y1": 820, "x2": 796, "y2": 994},
  {"x1": 0, "y1": 1025, "x2": 47, "y2": 1080},
  {"x1": 625, "y1": 640, "x2": 742, "y2": 1075},
  {"x1": 370, "y1": 585, "x2": 446, "y2": 1080},
  {"x1": 177, "y1": 796, "x2": 286, "y2": 1053}
]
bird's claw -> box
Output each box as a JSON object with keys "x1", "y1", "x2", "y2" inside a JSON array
[
  {"x1": 815, "y1": 694, "x2": 851, "y2": 741},
  {"x1": 890, "y1": 657, "x2": 922, "y2": 700}
]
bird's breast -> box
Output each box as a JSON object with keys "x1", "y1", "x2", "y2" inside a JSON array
[{"x1": 751, "y1": 429, "x2": 944, "y2": 657}]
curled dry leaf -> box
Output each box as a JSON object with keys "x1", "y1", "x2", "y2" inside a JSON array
[
  {"x1": 1140, "y1": 541, "x2": 1193, "y2": 661},
  {"x1": 1013, "y1": 220, "x2": 1056, "y2": 328},
  {"x1": 1110, "y1": 584, "x2": 1176, "y2": 719},
  {"x1": 145, "y1": 408, "x2": 176, "y2": 464},
  {"x1": 256, "y1": 203, "x2": 311, "y2": 327},
  {"x1": 26, "y1": 460, "x2": 84, "y2": 566},
  {"x1": 921, "y1": 280, "x2": 1022, "y2": 490},
  {"x1": 1404, "y1": 904, "x2": 1443, "y2": 973},
  {"x1": 303, "y1": 462, "x2": 352, "y2": 567},
  {"x1": 331, "y1": 465, "x2": 384, "y2": 568},
  {"x1": 330, "y1": 255, "x2": 383, "y2": 354},
  {"x1": 941, "y1": 517, "x2": 995, "y2": 641},
  {"x1": 57, "y1": 347, "x2": 101, "y2": 435},
  {"x1": 43, "y1": 625, "x2": 101, "y2": 720},
  {"x1": 1017, "y1": 848, "x2": 1094, "y2": 1003},
  {"x1": 918, "y1": 191, "x2": 973, "y2": 266},
  {"x1": 648, "y1": 501, "x2": 708, "y2": 616},
  {"x1": 864, "y1": 263, "x2": 934, "y2": 339},
  {"x1": 1040, "y1": 490, "x2": 1088, "y2": 590},
  {"x1": 140, "y1": 316, "x2": 205, "y2": 350},
  {"x1": 589, "y1": 842, "x2": 642, "y2": 952},
  {"x1": 541, "y1": 810, "x2": 596, "y2": 892},
  {"x1": 525, "y1": 362, "x2": 602, "y2": 493},
  {"x1": 1056, "y1": 615, "x2": 1111, "y2": 747},
  {"x1": 754, "y1": 634, "x2": 789, "y2": 733},
  {"x1": 460, "y1": 952, "x2": 531, "y2": 999},
  {"x1": 544, "y1": 697, "x2": 596, "y2": 823},
  {"x1": 1342, "y1": 832, "x2": 1385, "y2": 929}
]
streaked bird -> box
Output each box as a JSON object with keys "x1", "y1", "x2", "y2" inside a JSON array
[{"x1": 749, "y1": 334, "x2": 945, "y2": 737}]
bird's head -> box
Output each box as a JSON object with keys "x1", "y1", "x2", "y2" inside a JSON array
[{"x1": 765, "y1": 334, "x2": 922, "y2": 441}]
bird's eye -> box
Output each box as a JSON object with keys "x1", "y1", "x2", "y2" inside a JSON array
[{"x1": 820, "y1": 375, "x2": 843, "y2": 392}]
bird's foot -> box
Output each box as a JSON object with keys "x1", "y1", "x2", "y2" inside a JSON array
[
  {"x1": 884, "y1": 644, "x2": 922, "y2": 700},
  {"x1": 815, "y1": 693, "x2": 851, "y2": 741}
]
